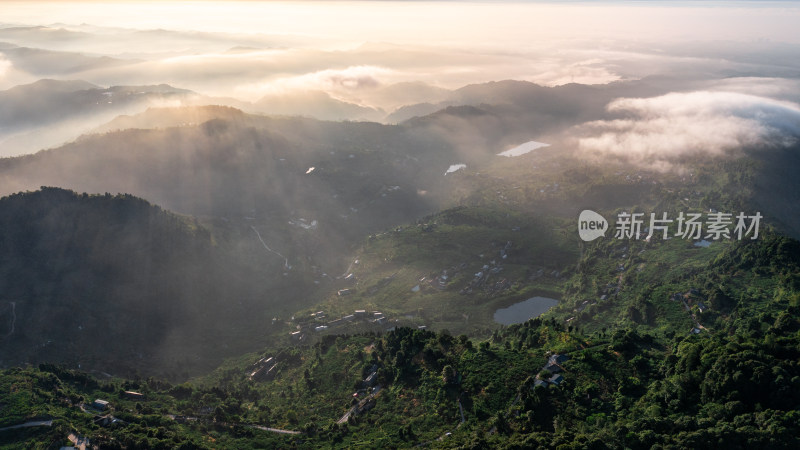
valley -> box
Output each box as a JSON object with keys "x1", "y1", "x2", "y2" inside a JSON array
[
  {"x1": 0, "y1": 93, "x2": 796, "y2": 382},
  {"x1": 1, "y1": 5, "x2": 799, "y2": 444}
]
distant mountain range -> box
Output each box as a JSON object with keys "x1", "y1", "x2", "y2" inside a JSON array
[{"x1": 0, "y1": 79, "x2": 198, "y2": 156}]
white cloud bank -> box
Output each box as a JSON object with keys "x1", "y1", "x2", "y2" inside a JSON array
[{"x1": 578, "y1": 91, "x2": 800, "y2": 169}]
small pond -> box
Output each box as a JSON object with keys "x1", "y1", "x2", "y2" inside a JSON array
[{"x1": 494, "y1": 296, "x2": 558, "y2": 325}]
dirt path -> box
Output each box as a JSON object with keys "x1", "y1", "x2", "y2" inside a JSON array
[
  {"x1": 165, "y1": 414, "x2": 301, "y2": 436},
  {"x1": 336, "y1": 404, "x2": 357, "y2": 424},
  {"x1": 0, "y1": 419, "x2": 52, "y2": 432},
  {"x1": 248, "y1": 425, "x2": 302, "y2": 435},
  {"x1": 340, "y1": 259, "x2": 357, "y2": 278},
  {"x1": 250, "y1": 226, "x2": 291, "y2": 270},
  {"x1": 337, "y1": 385, "x2": 381, "y2": 424}
]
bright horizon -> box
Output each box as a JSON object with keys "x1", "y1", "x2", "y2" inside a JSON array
[
  {"x1": 2, "y1": 1, "x2": 800, "y2": 45},
  {"x1": 1, "y1": 1, "x2": 799, "y2": 156}
]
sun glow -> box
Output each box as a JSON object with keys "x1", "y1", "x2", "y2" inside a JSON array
[{"x1": 2, "y1": 1, "x2": 799, "y2": 47}]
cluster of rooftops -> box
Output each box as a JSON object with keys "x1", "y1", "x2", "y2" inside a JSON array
[{"x1": 534, "y1": 353, "x2": 570, "y2": 388}]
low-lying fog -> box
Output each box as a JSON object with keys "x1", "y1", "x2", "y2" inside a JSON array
[{"x1": 1, "y1": 1, "x2": 800, "y2": 158}]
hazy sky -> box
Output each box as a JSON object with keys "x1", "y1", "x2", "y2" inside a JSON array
[
  {"x1": 2, "y1": 1, "x2": 799, "y2": 45},
  {"x1": 2, "y1": 1, "x2": 799, "y2": 98},
  {"x1": 1, "y1": 1, "x2": 799, "y2": 158}
]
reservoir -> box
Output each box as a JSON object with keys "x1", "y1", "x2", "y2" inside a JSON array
[{"x1": 494, "y1": 296, "x2": 558, "y2": 325}]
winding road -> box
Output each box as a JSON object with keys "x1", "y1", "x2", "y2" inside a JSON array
[
  {"x1": 0, "y1": 419, "x2": 52, "y2": 432},
  {"x1": 248, "y1": 425, "x2": 302, "y2": 435},
  {"x1": 251, "y1": 226, "x2": 291, "y2": 270},
  {"x1": 337, "y1": 385, "x2": 381, "y2": 424},
  {"x1": 165, "y1": 415, "x2": 301, "y2": 436}
]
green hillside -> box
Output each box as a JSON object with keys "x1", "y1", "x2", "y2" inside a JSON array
[
  {"x1": 0, "y1": 188, "x2": 322, "y2": 380},
  {"x1": 286, "y1": 148, "x2": 784, "y2": 341},
  {"x1": 0, "y1": 82, "x2": 797, "y2": 448},
  {"x1": 302, "y1": 205, "x2": 575, "y2": 337},
  {"x1": 2, "y1": 192, "x2": 797, "y2": 448}
]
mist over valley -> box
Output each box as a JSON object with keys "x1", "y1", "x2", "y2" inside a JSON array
[{"x1": 1, "y1": 2, "x2": 800, "y2": 448}]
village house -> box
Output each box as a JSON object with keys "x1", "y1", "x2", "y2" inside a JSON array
[
  {"x1": 93, "y1": 414, "x2": 124, "y2": 427},
  {"x1": 289, "y1": 331, "x2": 303, "y2": 342},
  {"x1": 435, "y1": 270, "x2": 450, "y2": 289},
  {"x1": 249, "y1": 356, "x2": 273, "y2": 369},
  {"x1": 534, "y1": 353, "x2": 570, "y2": 388},
  {"x1": 92, "y1": 399, "x2": 110, "y2": 410},
  {"x1": 250, "y1": 363, "x2": 278, "y2": 382},
  {"x1": 544, "y1": 354, "x2": 569, "y2": 373},
  {"x1": 364, "y1": 371, "x2": 378, "y2": 387}
]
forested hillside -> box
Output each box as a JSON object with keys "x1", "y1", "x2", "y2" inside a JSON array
[
  {"x1": 1, "y1": 227, "x2": 798, "y2": 448},
  {"x1": 0, "y1": 188, "x2": 311, "y2": 379}
]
